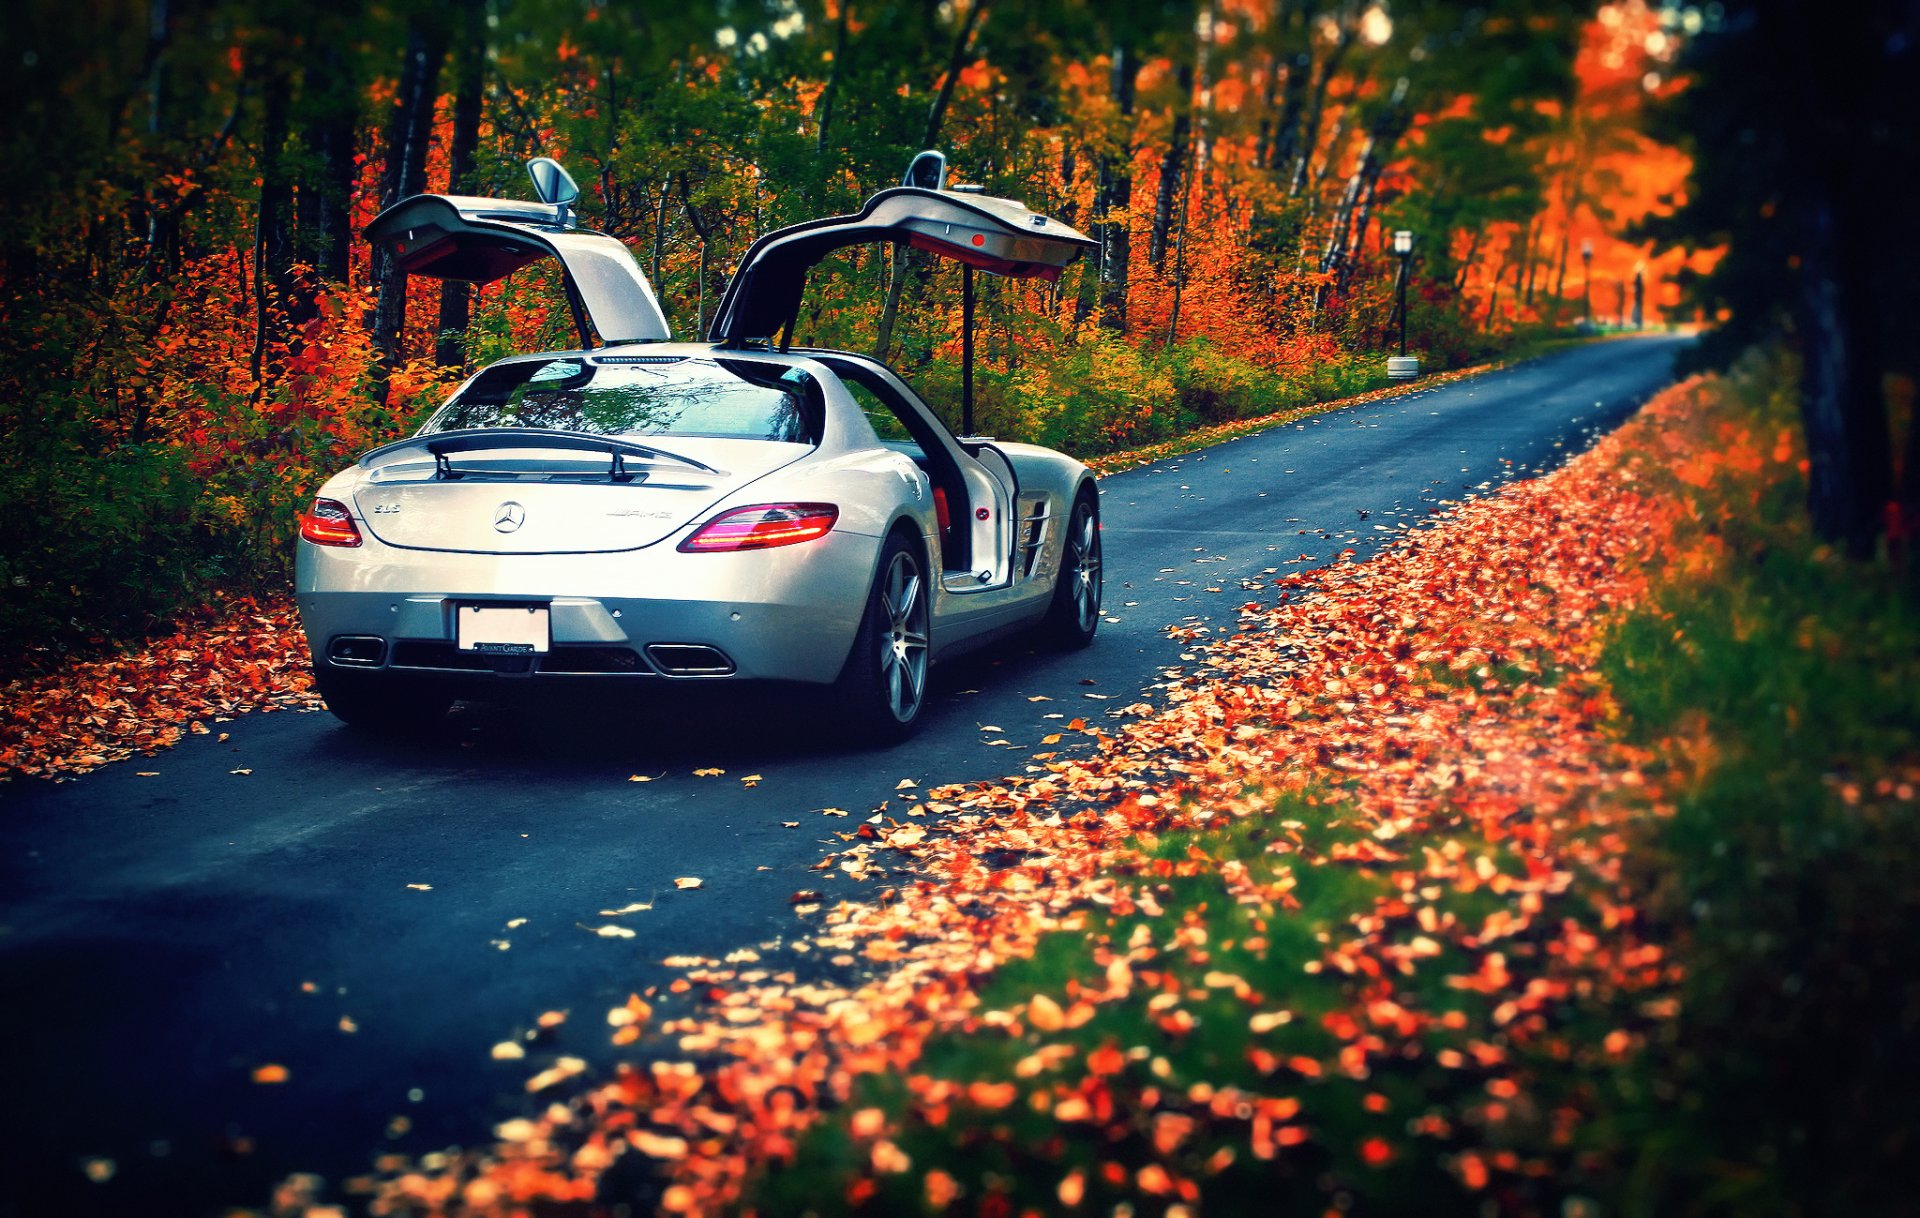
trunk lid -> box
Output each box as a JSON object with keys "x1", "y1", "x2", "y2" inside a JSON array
[{"x1": 351, "y1": 437, "x2": 808, "y2": 555}]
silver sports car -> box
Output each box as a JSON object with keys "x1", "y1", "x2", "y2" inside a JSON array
[{"x1": 295, "y1": 158, "x2": 1103, "y2": 739}]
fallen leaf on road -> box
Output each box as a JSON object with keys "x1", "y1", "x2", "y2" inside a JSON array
[
  {"x1": 229, "y1": 768, "x2": 252, "y2": 776},
  {"x1": 135, "y1": 771, "x2": 158, "y2": 777},
  {"x1": 536, "y1": 1010, "x2": 567, "y2": 1029},
  {"x1": 820, "y1": 807, "x2": 848, "y2": 817},
  {"x1": 338, "y1": 1015, "x2": 358, "y2": 1034},
  {"x1": 693, "y1": 767, "x2": 725, "y2": 777},
  {"x1": 252, "y1": 1064, "x2": 288, "y2": 1084},
  {"x1": 1027, "y1": 695, "x2": 1052, "y2": 702},
  {"x1": 628, "y1": 774, "x2": 659, "y2": 783},
  {"x1": 674, "y1": 877, "x2": 703, "y2": 890},
  {"x1": 406, "y1": 883, "x2": 432, "y2": 891},
  {"x1": 525, "y1": 1057, "x2": 586, "y2": 1093},
  {"x1": 608, "y1": 994, "x2": 653, "y2": 1029},
  {"x1": 582, "y1": 924, "x2": 637, "y2": 939},
  {"x1": 895, "y1": 778, "x2": 917, "y2": 790},
  {"x1": 741, "y1": 774, "x2": 764, "y2": 787},
  {"x1": 782, "y1": 821, "x2": 800, "y2": 828},
  {"x1": 600, "y1": 902, "x2": 654, "y2": 916},
  {"x1": 491, "y1": 1041, "x2": 526, "y2": 1060}
]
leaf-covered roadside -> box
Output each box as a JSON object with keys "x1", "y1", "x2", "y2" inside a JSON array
[
  {"x1": 340, "y1": 379, "x2": 1723, "y2": 1218},
  {"x1": 0, "y1": 596, "x2": 317, "y2": 782}
]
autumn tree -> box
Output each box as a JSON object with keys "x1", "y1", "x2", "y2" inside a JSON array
[{"x1": 1648, "y1": 0, "x2": 1920, "y2": 557}]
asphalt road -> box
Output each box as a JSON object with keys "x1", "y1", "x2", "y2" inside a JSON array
[{"x1": 0, "y1": 336, "x2": 1688, "y2": 1217}]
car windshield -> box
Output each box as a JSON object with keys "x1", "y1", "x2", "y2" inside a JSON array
[{"x1": 425, "y1": 357, "x2": 821, "y2": 444}]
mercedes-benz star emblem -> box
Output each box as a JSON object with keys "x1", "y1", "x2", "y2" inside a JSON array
[{"x1": 493, "y1": 501, "x2": 526, "y2": 533}]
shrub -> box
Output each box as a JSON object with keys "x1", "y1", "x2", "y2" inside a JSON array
[{"x1": 0, "y1": 418, "x2": 223, "y2": 670}]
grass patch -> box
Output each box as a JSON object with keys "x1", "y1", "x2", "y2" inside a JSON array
[
  {"x1": 1595, "y1": 354, "x2": 1920, "y2": 1216},
  {"x1": 755, "y1": 786, "x2": 1632, "y2": 1217}
]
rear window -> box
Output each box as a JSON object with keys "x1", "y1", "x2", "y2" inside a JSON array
[{"x1": 425, "y1": 357, "x2": 822, "y2": 444}]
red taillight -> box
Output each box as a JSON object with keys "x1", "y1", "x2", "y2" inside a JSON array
[
  {"x1": 299, "y1": 498, "x2": 363, "y2": 548},
  {"x1": 679, "y1": 503, "x2": 838, "y2": 553}
]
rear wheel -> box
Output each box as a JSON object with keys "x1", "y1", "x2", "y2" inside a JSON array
[
  {"x1": 1042, "y1": 491, "x2": 1102, "y2": 648},
  {"x1": 834, "y1": 533, "x2": 931, "y2": 742},
  {"x1": 312, "y1": 666, "x2": 453, "y2": 733}
]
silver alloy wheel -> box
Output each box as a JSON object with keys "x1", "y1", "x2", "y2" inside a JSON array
[
  {"x1": 879, "y1": 549, "x2": 930, "y2": 721},
  {"x1": 1068, "y1": 504, "x2": 1103, "y2": 632}
]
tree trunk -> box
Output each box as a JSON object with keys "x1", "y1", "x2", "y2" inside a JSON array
[
  {"x1": 306, "y1": 43, "x2": 359, "y2": 288},
  {"x1": 1550, "y1": 229, "x2": 1570, "y2": 309},
  {"x1": 436, "y1": 0, "x2": 486, "y2": 368},
  {"x1": 649, "y1": 176, "x2": 673, "y2": 287},
  {"x1": 1288, "y1": 19, "x2": 1354, "y2": 198},
  {"x1": 815, "y1": 2, "x2": 852, "y2": 156},
  {"x1": 1149, "y1": 63, "x2": 1194, "y2": 273},
  {"x1": 679, "y1": 173, "x2": 715, "y2": 338},
  {"x1": 1520, "y1": 214, "x2": 1539, "y2": 307},
  {"x1": 875, "y1": 0, "x2": 989, "y2": 360},
  {"x1": 1269, "y1": 43, "x2": 1311, "y2": 176},
  {"x1": 1097, "y1": 42, "x2": 1136, "y2": 334},
  {"x1": 371, "y1": 15, "x2": 448, "y2": 376},
  {"x1": 1167, "y1": 0, "x2": 1216, "y2": 344},
  {"x1": 253, "y1": 46, "x2": 295, "y2": 384},
  {"x1": 1453, "y1": 228, "x2": 1483, "y2": 293},
  {"x1": 1795, "y1": 191, "x2": 1890, "y2": 557}
]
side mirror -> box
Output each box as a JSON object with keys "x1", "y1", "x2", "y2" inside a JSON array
[
  {"x1": 526, "y1": 157, "x2": 581, "y2": 226},
  {"x1": 902, "y1": 149, "x2": 947, "y2": 192}
]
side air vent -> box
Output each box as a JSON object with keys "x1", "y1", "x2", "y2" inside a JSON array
[
  {"x1": 645, "y1": 644, "x2": 736, "y2": 676},
  {"x1": 327, "y1": 636, "x2": 387, "y2": 667}
]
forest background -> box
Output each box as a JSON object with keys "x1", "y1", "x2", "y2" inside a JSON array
[{"x1": 0, "y1": 0, "x2": 1702, "y2": 668}]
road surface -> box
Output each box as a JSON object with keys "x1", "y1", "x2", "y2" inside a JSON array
[{"x1": 0, "y1": 336, "x2": 1687, "y2": 1217}]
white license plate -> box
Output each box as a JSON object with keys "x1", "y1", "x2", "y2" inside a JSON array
[{"x1": 457, "y1": 605, "x2": 550, "y2": 654}]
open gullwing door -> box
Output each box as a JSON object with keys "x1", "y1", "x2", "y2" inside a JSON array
[
  {"x1": 364, "y1": 193, "x2": 672, "y2": 345},
  {"x1": 707, "y1": 186, "x2": 1095, "y2": 347}
]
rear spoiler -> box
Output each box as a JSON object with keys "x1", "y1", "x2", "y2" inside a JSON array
[{"x1": 359, "y1": 428, "x2": 718, "y2": 481}]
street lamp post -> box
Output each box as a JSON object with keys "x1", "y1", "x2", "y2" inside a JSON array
[
  {"x1": 1580, "y1": 238, "x2": 1594, "y2": 328},
  {"x1": 1387, "y1": 229, "x2": 1419, "y2": 380}
]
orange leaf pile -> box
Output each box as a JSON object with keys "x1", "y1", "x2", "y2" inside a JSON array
[{"x1": 0, "y1": 595, "x2": 318, "y2": 781}]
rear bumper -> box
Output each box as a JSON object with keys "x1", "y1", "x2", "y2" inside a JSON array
[{"x1": 295, "y1": 530, "x2": 880, "y2": 686}]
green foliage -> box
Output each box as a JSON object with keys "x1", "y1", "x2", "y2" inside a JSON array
[
  {"x1": 0, "y1": 419, "x2": 224, "y2": 669},
  {"x1": 1598, "y1": 356, "x2": 1920, "y2": 1215}
]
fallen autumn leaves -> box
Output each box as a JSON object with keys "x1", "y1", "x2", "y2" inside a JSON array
[
  {"x1": 338, "y1": 382, "x2": 1725, "y2": 1217},
  {"x1": 0, "y1": 596, "x2": 318, "y2": 781}
]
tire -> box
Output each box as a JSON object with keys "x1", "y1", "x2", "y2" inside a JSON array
[
  {"x1": 312, "y1": 665, "x2": 453, "y2": 733},
  {"x1": 1041, "y1": 490, "x2": 1103, "y2": 648},
  {"x1": 833, "y1": 532, "x2": 932, "y2": 742}
]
